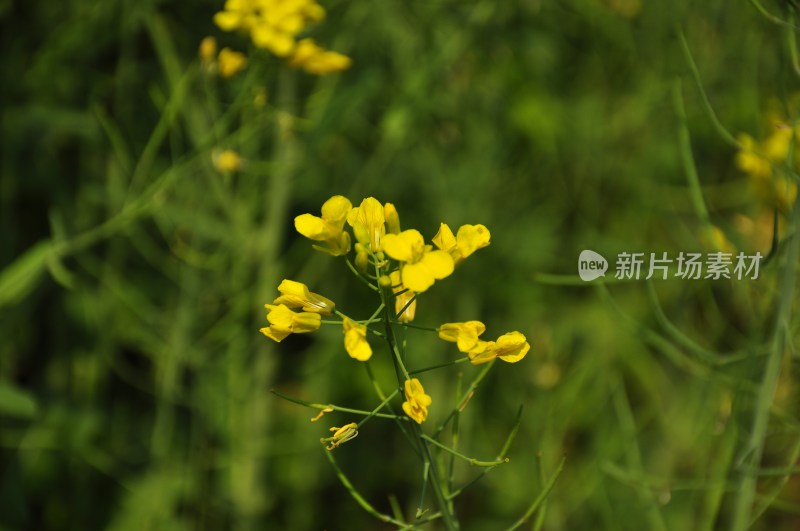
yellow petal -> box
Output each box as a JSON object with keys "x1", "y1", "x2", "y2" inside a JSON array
[
  {"x1": 401, "y1": 250, "x2": 454, "y2": 292},
  {"x1": 467, "y1": 340, "x2": 496, "y2": 365},
  {"x1": 321, "y1": 195, "x2": 352, "y2": 224},
  {"x1": 266, "y1": 303, "x2": 296, "y2": 329},
  {"x1": 456, "y1": 224, "x2": 491, "y2": 259},
  {"x1": 438, "y1": 321, "x2": 486, "y2": 352},
  {"x1": 293, "y1": 312, "x2": 322, "y2": 333},
  {"x1": 432, "y1": 223, "x2": 457, "y2": 252},
  {"x1": 295, "y1": 213, "x2": 327, "y2": 240},
  {"x1": 347, "y1": 197, "x2": 385, "y2": 251},
  {"x1": 401, "y1": 262, "x2": 435, "y2": 293},
  {"x1": 494, "y1": 332, "x2": 530, "y2": 363},
  {"x1": 214, "y1": 11, "x2": 242, "y2": 31},
  {"x1": 402, "y1": 401, "x2": 426, "y2": 424},
  {"x1": 343, "y1": 318, "x2": 372, "y2": 361},
  {"x1": 273, "y1": 279, "x2": 335, "y2": 314},
  {"x1": 260, "y1": 326, "x2": 291, "y2": 342},
  {"x1": 382, "y1": 232, "x2": 415, "y2": 263}
]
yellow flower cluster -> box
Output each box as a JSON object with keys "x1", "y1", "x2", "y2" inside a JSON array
[
  {"x1": 266, "y1": 195, "x2": 520, "y2": 430},
  {"x1": 295, "y1": 195, "x2": 491, "y2": 295},
  {"x1": 213, "y1": 0, "x2": 351, "y2": 75},
  {"x1": 439, "y1": 321, "x2": 530, "y2": 365},
  {"x1": 260, "y1": 279, "x2": 333, "y2": 342},
  {"x1": 735, "y1": 106, "x2": 799, "y2": 213}
]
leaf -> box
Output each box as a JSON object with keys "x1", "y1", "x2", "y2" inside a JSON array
[
  {"x1": 0, "y1": 240, "x2": 52, "y2": 309},
  {"x1": 0, "y1": 381, "x2": 38, "y2": 419}
]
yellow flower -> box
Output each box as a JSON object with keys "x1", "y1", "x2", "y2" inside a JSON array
[
  {"x1": 402, "y1": 378, "x2": 432, "y2": 424},
  {"x1": 218, "y1": 47, "x2": 248, "y2": 78},
  {"x1": 199, "y1": 36, "x2": 218, "y2": 63},
  {"x1": 289, "y1": 38, "x2": 352, "y2": 75},
  {"x1": 324, "y1": 422, "x2": 358, "y2": 450},
  {"x1": 273, "y1": 279, "x2": 335, "y2": 315},
  {"x1": 432, "y1": 223, "x2": 491, "y2": 265},
  {"x1": 214, "y1": 0, "x2": 325, "y2": 57},
  {"x1": 347, "y1": 197, "x2": 386, "y2": 252},
  {"x1": 295, "y1": 195, "x2": 352, "y2": 256},
  {"x1": 762, "y1": 124, "x2": 793, "y2": 162},
  {"x1": 438, "y1": 321, "x2": 486, "y2": 353},
  {"x1": 260, "y1": 303, "x2": 321, "y2": 342},
  {"x1": 735, "y1": 134, "x2": 772, "y2": 179},
  {"x1": 466, "y1": 332, "x2": 530, "y2": 365},
  {"x1": 391, "y1": 271, "x2": 416, "y2": 322},
  {"x1": 382, "y1": 230, "x2": 454, "y2": 293},
  {"x1": 491, "y1": 331, "x2": 530, "y2": 363},
  {"x1": 213, "y1": 149, "x2": 243, "y2": 172},
  {"x1": 342, "y1": 318, "x2": 372, "y2": 361}
]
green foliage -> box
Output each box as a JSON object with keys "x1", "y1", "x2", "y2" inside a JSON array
[{"x1": 3, "y1": 0, "x2": 800, "y2": 529}]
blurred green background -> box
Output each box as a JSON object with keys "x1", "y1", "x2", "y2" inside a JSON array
[{"x1": 3, "y1": 0, "x2": 800, "y2": 529}]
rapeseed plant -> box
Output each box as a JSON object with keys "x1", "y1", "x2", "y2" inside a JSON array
[{"x1": 264, "y1": 195, "x2": 547, "y2": 530}]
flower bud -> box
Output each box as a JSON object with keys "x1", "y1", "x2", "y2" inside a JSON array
[{"x1": 355, "y1": 251, "x2": 369, "y2": 273}]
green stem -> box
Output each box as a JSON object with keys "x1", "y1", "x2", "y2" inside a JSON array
[
  {"x1": 323, "y1": 448, "x2": 407, "y2": 526},
  {"x1": 731, "y1": 201, "x2": 800, "y2": 530},
  {"x1": 415, "y1": 424, "x2": 460, "y2": 531},
  {"x1": 420, "y1": 434, "x2": 508, "y2": 467},
  {"x1": 434, "y1": 360, "x2": 496, "y2": 438},
  {"x1": 270, "y1": 389, "x2": 405, "y2": 420},
  {"x1": 447, "y1": 405, "x2": 524, "y2": 499},
  {"x1": 748, "y1": 0, "x2": 800, "y2": 29},
  {"x1": 409, "y1": 357, "x2": 470, "y2": 375},
  {"x1": 673, "y1": 78, "x2": 711, "y2": 227},
  {"x1": 788, "y1": 11, "x2": 800, "y2": 77},
  {"x1": 345, "y1": 256, "x2": 380, "y2": 291},
  {"x1": 504, "y1": 457, "x2": 566, "y2": 531},
  {"x1": 396, "y1": 321, "x2": 440, "y2": 332},
  {"x1": 676, "y1": 28, "x2": 741, "y2": 148}
]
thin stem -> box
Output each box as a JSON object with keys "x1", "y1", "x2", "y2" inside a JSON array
[
  {"x1": 447, "y1": 405, "x2": 524, "y2": 499},
  {"x1": 447, "y1": 372, "x2": 463, "y2": 497},
  {"x1": 748, "y1": 0, "x2": 800, "y2": 29},
  {"x1": 363, "y1": 362, "x2": 418, "y2": 456},
  {"x1": 415, "y1": 424, "x2": 460, "y2": 531},
  {"x1": 420, "y1": 434, "x2": 508, "y2": 467},
  {"x1": 788, "y1": 11, "x2": 800, "y2": 77},
  {"x1": 345, "y1": 256, "x2": 379, "y2": 291},
  {"x1": 323, "y1": 448, "x2": 407, "y2": 527},
  {"x1": 395, "y1": 293, "x2": 418, "y2": 320},
  {"x1": 673, "y1": 78, "x2": 711, "y2": 227},
  {"x1": 676, "y1": 27, "x2": 741, "y2": 148},
  {"x1": 434, "y1": 360, "x2": 496, "y2": 438},
  {"x1": 396, "y1": 321, "x2": 440, "y2": 333},
  {"x1": 270, "y1": 389, "x2": 405, "y2": 421},
  {"x1": 409, "y1": 357, "x2": 470, "y2": 375},
  {"x1": 503, "y1": 457, "x2": 566, "y2": 531}
]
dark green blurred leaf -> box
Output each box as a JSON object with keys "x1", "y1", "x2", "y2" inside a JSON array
[
  {"x1": 0, "y1": 240, "x2": 51, "y2": 309},
  {"x1": 0, "y1": 381, "x2": 38, "y2": 419}
]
